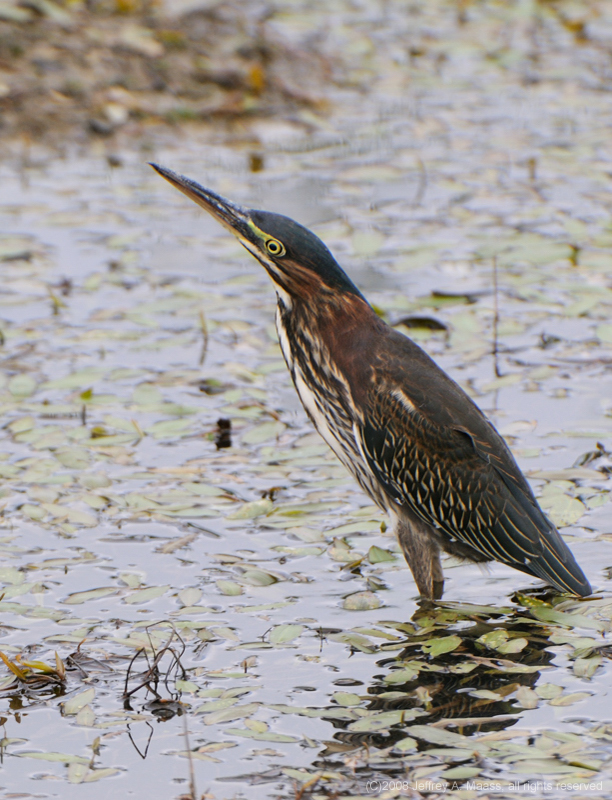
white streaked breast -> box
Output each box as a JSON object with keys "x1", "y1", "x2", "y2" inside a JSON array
[
  {"x1": 275, "y1": 305, "x2": 294, "y2": 371},
  {"x1": 274, "y1": 285, "x2": 293, "y2": 312},
  {"x1": 293, "y1": 370, "x2": 348, "y2": 461}
]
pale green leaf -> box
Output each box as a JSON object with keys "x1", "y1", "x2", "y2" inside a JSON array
[
  {"x1": 343, "y1": 591, "x2": 382, "y2": 611},
  {"x1": 367, "y1": 545, "x2": 396, "y2": 563},
  {"x1": 240, "y1": 569, "x2": 278, "y2": 587},
  {"x1": 421, "y1": 635, "x2": 461, "y2": 656},
  {"x1": 225, "y1": 727, "x2": 299, "y2": 742},
  {"x1": 18, "y1": 752, "x2": 89, "y2": 764},
  {"x1": 63, "y1": 688, "x2": 96, "y2": 715},
  {"x1": 242, "y1": 421, "x2": 286, "y2": 444},
  {"x1": 549, "y1": 692, "x2": 591, "y2": 707},
  {"x1": 332, "y1": 692, "x2": 362, "y2": 706},
  {"x1": 178, "y1": 587, "x2": 202, "y2": 606},
  {"x1": 201, "y1": 703, "x2": 260, "y2": 726},
  {"x1": 269, "y1": 624, "x2": 303, "y2": 644},
  {"x1": 63, "y1": 587, "x2": 117, "y2": 605},
  {"x1": 216, "y1": 580, "x2": 243, "y2": 596},
  {"x1": 443, "y1": 766, "x2": 482, "y2": 779},
  {"x1": 8, "y1": 374, "x2": 37, "y2": 397},
  {"x1": 228, "y1": 498, "x2": 274, "y2": 519},
  {"x1": 68, "y1": 762, "x2": 88, "y2": 784},
  {"x1": 83, "y1": 768, "x2": 122, "y2": 782},
  {"x1": 123, "y1": 585, "x2": 170, "y2": 604},
  {"x1": 22, "y1": 501, "x2": 47, "y2": 520}
]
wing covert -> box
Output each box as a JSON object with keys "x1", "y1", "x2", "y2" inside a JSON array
[
  {"x1": 358, "y1": 387, "x2": 546, "y2": 566},
  {"x1": 355, "y1": 377, "x2": 590, "y2": 595}
]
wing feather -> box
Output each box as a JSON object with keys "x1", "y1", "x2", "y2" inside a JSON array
[{"x1": 355, "y1": 333, "x2": 591, "y2": 596}]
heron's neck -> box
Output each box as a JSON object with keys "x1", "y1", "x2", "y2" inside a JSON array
[{"x1": 275, "y1": 290, "x2": 383, "y2": 394}]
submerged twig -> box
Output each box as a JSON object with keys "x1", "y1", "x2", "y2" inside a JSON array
[
  {"x1": 127, "y1": 720, "x2": 154, "y2": 760},
  {"x1": 198, "y1": 309, "x2": 209, "y2": 366},
  {"x1": 183, "y1": 712, "x2": 197, "y2": 800},
  {"x1": 492, "y1": 256, "x2": 501, "y2": 378},
  {"x1": 122, "y1": 627, "x2": 187, "y2": 704},
  {"x1": 412, "y1": 157, "x2": 427, "y2": 207}
]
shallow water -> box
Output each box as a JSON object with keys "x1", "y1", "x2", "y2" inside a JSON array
[{"x1": 1, "y1": 1, "x2": 612, "y2": 798}]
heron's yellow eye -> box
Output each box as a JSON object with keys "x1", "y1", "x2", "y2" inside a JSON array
[{"x1": 265, "y1": 238, "x2": 286, "y2": 257}]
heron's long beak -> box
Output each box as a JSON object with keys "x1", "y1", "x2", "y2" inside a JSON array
[{"x1": 149, "y1": 163, "x2": 250, "y2": 237}]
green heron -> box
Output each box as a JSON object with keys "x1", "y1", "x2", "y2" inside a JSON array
[{"x1": 151, "y1": 163, "x2": 591, "y2": 601}]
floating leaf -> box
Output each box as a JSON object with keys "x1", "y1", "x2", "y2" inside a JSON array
[
  {"x1": 408, "y1": 725, "x2": 485, "y2": 749},
  {"x1": 394, "y1": 736, "x2": 417, "y2": 751},
  {"x1": 269, "y1": 624, "x2": 303, "y2": 644},
  {"x1": 66, "y1": 508, "x2": 98, "y2": 527},
  {"x1": 477, "y1": 629, "x2": 509, "y2": 649},
  {"x1": 56, "y1": 447, "x2": 90, "y2": 470},
  {"x1": 178, "y1": 587, "x2": 202, "y2": 606},
  {"x1": 596, "y1": 324, "x2": 612, "y2": 343},
  {"x1": 63, "y1": 688, "x2": 95, "y2": 716},
  {"x1": 242, "y1": 421, "x2": 286, "y2": 444},
  {"x1": 75, "y1": 705, "x2": 95, "y2": 727},
  {"x1": 514, "y1": 686, "x2": 539, "y2": 709},
  {"x1": 342, "y1": 591, "x2": 382, "y2": 611},
  {"x1": 146, "y1": 419, "x2": 192, "y2": 439},
  {"x1": 367, "y1": 545, "x2": 396, "y2": 563},
  {"x1": 573, "y1": 655, "x2": 602, "y2": 679},
  {"x1": 21, "y1": 504, "x2": 46, "y2": 521},
  {"x1": 352, "y1": 229, "x2": 385, "y2": 257},
  {"x1": 328, "y1": 631, "x2": 377, "y2": 653},
  {"x1": 225, "y1": 727, "x2": 299, "y2": 743},
  {"x1": 83, "y1": 768, "x2": 121, "y2": 782},
  {"x1": 8, "y1": 374, "x2": 37, "y2": 397},
  {"x1": 68, "y1": 762, "x2": 88, "y2": 784},
  {"x1": 240, "y1": 569, "x2": 278, "y2": 587},
  {"x1": 531, "y1": 606, "x2": 609, "y2": 632},
  {"x1": 347, "y1": 708, "x2": 423, "y2": 732},
  {"x1": 326, "y1": 521, "x2": 382, "y2": 535},
  {"x1": 133, "y1": 383, "x2": 163, "y2": 405},
  {"x1": 17, "y1": 752, "x2": 90, "y2": 764},
  {"x1": 0, "y1": 652, "x2": 27, "y2": 680},
  {"x1": 497, "y1": 637, "x2": 528, "y2": 654},
  {"x1": 273, "y1": 545, "x2": 326, "y2": 557},
  {"x1": 201, "y1": 703, "x2": 260, "y2": 726},
  {"x1": 0, "y1": 567, "x2": 25, "y2": 585},
  {"x1": 79, "y1": 473, "x2": 112, "y2": 489},
  {"x1": 8, "y1": 417, "x2": 35, "y2": 434},
  {"x1": 421, "y1": 635, "x2": 461, "y2": 656},
  {"x1": 384, "y1": 663, "x2": 422, "y2": 684},
  {"x1": 540, "y1": 494, "x2": 586, "y2": 527},
  {"x1": 176, "y1": 680, "x2": 198, "y2": 693},
  {"x1": 42, "y1": 368, "x2": 105, "y2": 391},
  {"x1": 228, "y1": 499, "x2": 274, "y2": 519},
  {"x1": 184, "y1": 482, "x2": 227, "y2": 497},
  {"x1": 443, "y1": 766, "x2": 482, "y2": 779},
  {"x1": 123, "y1": 585, "x2": 170, "y2": 604},
  {"x1": 63, "y1": 587, "x2": 117, "y2": 605},
  {"x1": 549, "y1": 692, "x2": 591, "y2": 707},
  {"x1": 536, "y1": 683, "x2": 563, "y2": 700},
  {"x1": 332, "y1": 692, "x2": 362, "y2": 707},
  {"x1": 216, "y1": 580, "x2": 243, "y2": 596}
]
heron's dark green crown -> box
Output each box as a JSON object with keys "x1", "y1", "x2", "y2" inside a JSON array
[{"x1": 248, "y1": 209, "x2": 364, "y2": 298}]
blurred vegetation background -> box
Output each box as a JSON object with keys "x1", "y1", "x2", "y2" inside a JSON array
[
  {"x1": 0, "y1": 0, "x2": 610, "y2": 151},
  {"x1": 0, "y1": 0, "x2": 330, "y2": 146}
]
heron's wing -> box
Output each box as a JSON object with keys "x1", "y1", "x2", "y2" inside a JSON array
[{"x1": 354, "y1": 332, "x2": 590, "y2": 596}]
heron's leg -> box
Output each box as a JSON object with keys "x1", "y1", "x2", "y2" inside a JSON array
[{"x1": 395, "y1": 516, "x2": 444, "y2": 600}]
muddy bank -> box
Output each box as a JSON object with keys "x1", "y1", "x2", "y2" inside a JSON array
[{"x1": 0, "y1": 0, "x2": 328, "y2": 146}]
